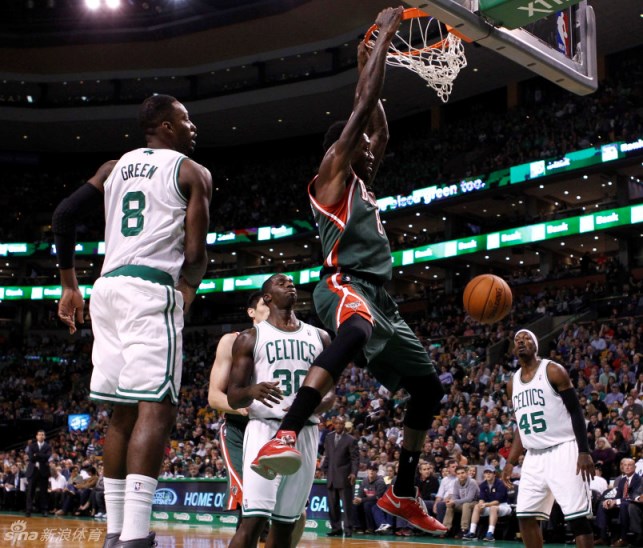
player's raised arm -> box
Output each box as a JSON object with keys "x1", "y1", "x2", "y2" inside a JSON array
[
  {"x1": 176, "y1": 159, "x2": 212, "y2": 313},
  {"x1": 547, "y1": 361, "x2": 595, "y2": 482},
  {"x1": 53, "y1": 160, "x2": 117, "y2": 334},
  {"x1": 314, "y1": 6, "x2": 402, "y2": 205},
  {"x1": 357, "y1": 40, "x2": 389, "y2": 185},
  {"x1": 227, "y1": 329, "x2": 283, "y2": 410}
]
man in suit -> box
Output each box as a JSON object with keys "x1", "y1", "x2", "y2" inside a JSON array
[
  {"x1": 628, "y1": 478, "x2": 643, "y2": 547},
  {"x1": 595, "y1": 458, "x2": 641, "y2": 546},
  {"x1": 25, "y1": 430, "x2": 52, "y2": 517},
  {"x1": 323, "y1": 416, "x2": 359, "y2": 537},
  {"x1": 2, "y1": 464, "x2": 25, "y2": 511}
]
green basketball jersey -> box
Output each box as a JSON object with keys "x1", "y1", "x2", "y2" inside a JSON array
[{"x1": 308, "y1": 173, "x2": 392, "y2": 284}]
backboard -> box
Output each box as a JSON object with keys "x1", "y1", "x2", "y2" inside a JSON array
[{"x1": 404, "y1": 0, "x2": 597, "y2": 95}]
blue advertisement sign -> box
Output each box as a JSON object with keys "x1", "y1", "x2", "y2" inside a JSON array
[{"x1": 153, "y1": 479, "x2": 333, "y2": 519}]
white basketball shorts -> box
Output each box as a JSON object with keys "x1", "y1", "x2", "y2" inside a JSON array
[
  {"x1": 242, "y1": 419, "x2": 318, "y2": 523},
  {"x1": 89, "y1": 268, "x2": 184, "y2": 405},
  {"x1": 516, "y1": 439, "x2": 593, "y2": 521}
]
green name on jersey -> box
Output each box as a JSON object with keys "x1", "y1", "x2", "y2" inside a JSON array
[
  {"x1": 120, "y1": 162, "x2": 158, "y2": 181},
  {"x1": 265, "y1": 338, "x2": 317, "y2": 365}
]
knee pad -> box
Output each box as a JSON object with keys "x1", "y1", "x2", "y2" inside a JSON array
[
  {"x1": 401, "y1": 373, "x2": 444, "y2": 431},
  {"x1": 313, "y1": 315, "x2": 372, "y2": 382},
  {"x1": 568, "y1": 516, "x2": 592, "y2": 537}
]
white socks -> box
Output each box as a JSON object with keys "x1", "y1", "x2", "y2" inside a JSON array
[
  {"x1": 470, "y1": 523, "x2": 478, "y2": 534},
  {"x1": 120, "y1": 474, "x2": 158, "y2": 542},
  {"x1": 104, "y1": 477, "x2": 126, "y2": 535}
]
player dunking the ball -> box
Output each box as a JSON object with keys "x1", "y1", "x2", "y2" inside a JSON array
[
  {"x1": 53, "y1": 95, "x2": 212, "y2": 548},
  {"x1": 251, "y1": 6, "x2": 446, "y2": 534},
  {"x1": 227, "y1": 274, "x2": 334, "y2": 548},
  {"x1": 502, "y1": 329, "x2": 595, "y2": 548}
]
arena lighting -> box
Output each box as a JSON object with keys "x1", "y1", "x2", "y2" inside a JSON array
[
  {"x1": 85, "y1": 0, "x2": 100, "y2": 9},
  {"x1": 106, "y1": 0, "x2": 121, "y2": 8}
]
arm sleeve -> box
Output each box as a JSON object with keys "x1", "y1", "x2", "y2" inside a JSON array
[
  {"x1": 52, "y1": 183, "x2": 104, "y2": 269},
  {"x1": 559, "y1": 387, "x2": 590, "y2": 453}
]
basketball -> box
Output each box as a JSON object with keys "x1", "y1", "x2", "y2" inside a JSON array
[{"x1": 463, "y1": 274, "x2": 513, "y2": 324}]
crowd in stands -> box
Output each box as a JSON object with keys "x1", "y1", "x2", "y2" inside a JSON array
[
  {"x1": 0, "y1": 48, "x2": 640, "y2": 248},
  {"x1": 0, "y1": 41, "x2": 641, "y2": 543},
  {"x1": 1, "y1": 270, "x2": 642, "y2": 542}
]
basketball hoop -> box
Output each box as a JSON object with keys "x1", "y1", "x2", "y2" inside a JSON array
[{"x1": 364, "y1": 7, "x2": 469, "y2": 103}]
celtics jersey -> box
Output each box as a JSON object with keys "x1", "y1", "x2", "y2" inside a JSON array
[
  {"x1": 308, "y1": 173, "x2": 392, "y2": 284},
  {"x1": 249, "y1": 320, "x2": 324, "y2": 423},
  {"x1": 101, "y1": 148, "x2": 188, "y2": 284},
  {"x1": 512, "y1": 359, "x2": 575, "y2": 450}
]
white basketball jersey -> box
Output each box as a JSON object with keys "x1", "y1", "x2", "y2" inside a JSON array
[
  {"x1": 249, "y1": 320, "x2": 324, "y2": 423},
  {"x1": 101, "y1": 148, "x2": 188, "y2": 283},
  {"x1": 511, "y1": 359, "x2": 575, "y2": 450}
]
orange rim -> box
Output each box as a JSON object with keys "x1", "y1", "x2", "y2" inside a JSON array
[{"x1": 363, "y1": 7, "x2": 471, "y2": 56}]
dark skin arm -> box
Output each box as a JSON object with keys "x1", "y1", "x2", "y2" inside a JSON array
[
  {"x1": 547, "y1": 361, "x2": 595, "y2": 482},
  {"x1": 227, "y1": 328, "x2": 283, "y2": 410},
  {"x1": 58, "y1": 160, "x2": 117, "y2": 334},
  {"x1": 357, "y1": 40, "x2": 388, "y2": 186},
  {"x1": 501, "y1": 377, "x2": 525, "y2": 488},
  {"x1": 176, "y1": 159, "x2": 212, "y2": 312},
  {"x1": 313, "y1": 6, "x2": 402, "y2": 206}
]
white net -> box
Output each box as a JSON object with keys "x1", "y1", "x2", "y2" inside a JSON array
[{"x1": 369, "y1": 15, "x2": 467, "y2": 103}]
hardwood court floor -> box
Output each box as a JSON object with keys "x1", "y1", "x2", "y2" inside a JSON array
[{"x1": 1, "y1": 512, "x2": 573, "y2": 547}]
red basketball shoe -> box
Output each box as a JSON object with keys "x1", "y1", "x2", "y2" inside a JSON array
[
  {"x1": 377, "y1": 485, "x2": 448, "y2": 535},
  {"x1": 250, "y1": 430, "x2": 302, "y2": 479}
]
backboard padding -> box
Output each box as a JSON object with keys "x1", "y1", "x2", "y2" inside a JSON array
[{"x1": 404, "y1": 0, "x2": 597, "y2": 95}]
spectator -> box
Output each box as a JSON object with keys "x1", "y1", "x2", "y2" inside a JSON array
[
  {"x1": 352, "y1": 465, "x2": 386, "y2": 534},
  {"x1": 91, "y1": 464, "x2": 107, "y2": 519},
  {"x1": 2, "y1": 464, "x2": 25, "y2": 511},
  {"x1": 595, "y1": 458, "x2": 641, "y2": 546},
  {"x1": 591, "y1": 437, "x2": 617, "y2": 480},
  {"x1": 56, "y1": 465, "x2": 82, "y2": 516},
  {"x1": 416, "y1": 462, "x2": 439, "y2": 504},
  {"x1": 433, "y1": 459, "x2": 458, "y2": 521},
  {"x1": 442, "y1": 465, "x2": 480, "y2": 538},
  {"x1": 628, "y1": 479, "x2": 643, "y2": 547},
  {"x1": 588, "y1": 463, "x2": 609, "y2": 516},
  {"x1": 48, "y1": 465, "x2": 66, "y2": 514},
  {"x1": 631, "y1": 416, "x2": 643, "y2": 456},
  {"x1": 462, "y1": 466, "x2": 512, "y2": 541},
  {"x1": 213, "y1": 459, "x2": 227, "y2": 479},
  {"x1": 74, "y1": 466, "x2": 98, "y2": 516}
]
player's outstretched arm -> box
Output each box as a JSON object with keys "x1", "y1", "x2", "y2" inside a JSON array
[
  {"x1": 177, "y1": 159, "x2": 212, "y2": 312},
  {"x1": 357, "y1": 40, "x2": 388, "y2": 185},
  {"x1": 547, "y1": 361, "x2": 595, "y2": 481},
  {"x1": 208, "y1": 333, "x2": 247, "y2": 415},
  {"x1": 314, "y1": 6, "x2": 402, "y2": 205},
  {"x1": 53, "y1": 160, "x2": 116, "y2": 334},
  {"x1": 227, "y1": 329, "x2": 283, "y2": 409}
]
